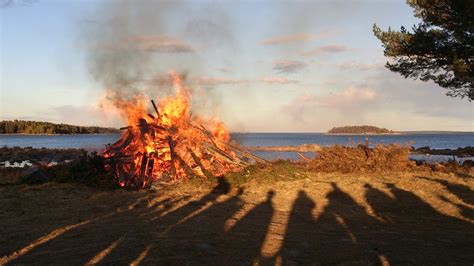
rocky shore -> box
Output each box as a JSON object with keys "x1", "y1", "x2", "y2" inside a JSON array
[{"x1": 412, "y1": 146, "x2": 474, "y2": 157}]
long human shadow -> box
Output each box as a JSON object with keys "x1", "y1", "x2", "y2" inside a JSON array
[
  {"x1": 438, "y1": 194, "x2": 474, "y2": 220},
  {"x1": 218, "y1": 190, "x2": 275, "y2": 265},
  {"x1": 6, "y1": 178, "x2": 276, "y2": 265},
  {"x1": 4, "y1": 178, "x2": 229, "y2": 265},
  {"x1": 134, "y1": 186, "x2": 275, "y2": 265},
  {"x1": 279, "y1": 184, "x2": 380, "y2": 265},
  {"x1": 7, "y1": 179, "x2": 474, "y2": 265},
  {"x1": 416, "y1": 175, "x2": 474, "y2": 205},
  {"x1": 364, "y1": 183, "x2": 474, "y2": 265},
  {"x1": 88, "y1": 179, "x2": 275, "y2": 265},
  {"x1": 277, "y1": 182, "x2": 474, "y2": 265},
  {"x1": 0, "y1": 187, "x2": 154, "y2": 264},
  {"x1": 3, "y1": 193, "x2": 177, "y2": 265}
]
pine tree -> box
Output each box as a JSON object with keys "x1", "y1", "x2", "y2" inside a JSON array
[{"x1": 373, "y1": 0, "x2": 474, "y2": 100}]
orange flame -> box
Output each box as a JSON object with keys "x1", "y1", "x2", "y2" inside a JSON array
[{"x1": 101, "y1": 71, "x2": 237, "y2": 188}]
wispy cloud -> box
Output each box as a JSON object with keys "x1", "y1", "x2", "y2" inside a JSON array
[
  {"x1": 130, "y1": 35, "x2": 195, "y2": 53},
  {"x1": 216, "y1": 67, "x2": 233, "y2": 73},
  {"x1": 261, "y1": 34, "x2": 315, "y2": 45},
  {"x1": 261, "y1": 30, "x2": 342, "y2": 45},
  {"x1": 143, "y1": 74, "x2": 301, "y2": 88},
  {"x1": 288, "y1": 85, "x2": 378, "y2": 110},
  {"x1": 312, "y1": 86, "x2": 377, "y2": 107},
  {"x1": 337, "y1": 61, "x2": 383, "y2": 71},
  {"x1": 273, "y1": 60, "x2": 308, "y2": 74},
  {"x1": 193, "y1": 76, "x2": 250, "y2": 86},
  {"x1": 95, "y1": 35, "x2": 195, "y2": 53},
  {"x1": 261, "y1": 76, "x2": 299, "y2": 84},
  {"x1": 283, "y1": 86, "x2": 378, "y2": 123},
  {"x1": 301, "y1": 44, "x2": 350, "y2": 57},
  {"x1": 1, "y1": 0, "x2": 37, "y2": 8}
]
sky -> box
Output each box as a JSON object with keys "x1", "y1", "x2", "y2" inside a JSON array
[{"x1": 1, "y1": 0, "x2": 473, "y2": 132}]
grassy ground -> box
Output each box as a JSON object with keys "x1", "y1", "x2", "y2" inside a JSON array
[{"x1": 0, "y1": 162, "x2": 473, "y2": 265}]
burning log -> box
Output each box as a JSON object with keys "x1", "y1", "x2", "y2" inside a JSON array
[
  {"x1": 188, "y1": 148, "x2": 214, "y2": 179},
  {"x1": 101, "y1": 73, "x2": 265, "y2": 189},
  {"x1": 166, "y1": 135, "x2": 178, "y2": 179},
  {"x1": 151, "y1": 99, "x2": 160, "y2": 117}
]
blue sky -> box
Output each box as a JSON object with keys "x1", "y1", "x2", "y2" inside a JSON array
[{"x1": 1, "y1": 0, "x2": 473, "y2": 132}]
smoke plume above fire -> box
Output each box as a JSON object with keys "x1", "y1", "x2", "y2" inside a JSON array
[{"x1": 80, "y1": 0, "x2": 245, "y2": 125}]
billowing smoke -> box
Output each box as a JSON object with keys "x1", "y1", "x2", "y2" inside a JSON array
[
  {"x1": 81, "y1": 1, "x2": 185, "y2": 97},
  {"x1": 80, "y1": 0, "x2": 241, "y2": 121}
]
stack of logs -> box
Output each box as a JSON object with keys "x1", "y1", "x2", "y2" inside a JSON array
[{"x1": 101, "y1": 100, "x2": 268, "y2": 189}]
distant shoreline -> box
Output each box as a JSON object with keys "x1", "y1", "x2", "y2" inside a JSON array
[
  {"x1": 0, "y1": 133, "x2": 120, "y2": 136},
  {"x1": 1, "y1": 132, "x2": 473, "y2": 136},
  {"x1": 0, "y1": 120, "x2": 120, "y2": 135},
  {"x1": 324, "y1": 133, "x2": 402, "y2": 136}
]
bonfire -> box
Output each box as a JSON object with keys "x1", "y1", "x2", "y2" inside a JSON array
[{"x1": 101, "y1": 72, "x2": 266, "y2": 188}]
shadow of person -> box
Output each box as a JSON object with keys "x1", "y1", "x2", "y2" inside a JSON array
[
  {"x1": 278, "y1": 190, "x2": 316, "y2": 264},
  {"x1": 438, "y1": 194, "x2": 474, "y2": 220},
  {"x1": 3, "y1": 192, "x2": 170, "y2": 265},
  {"x1": 6, "y1": 178, "x2": 238, "y2": 265},
  {"x1": 217, "y1": 190, "x2": 275, "y2": 265},
  {"x1": 416, "y1": 176, "x2": 474, "y2": 205},
  {"x1": 99, "y1": 178, "x2": 244, "y2": 265},
  {"x1": 363, "y1": 183, "x2": 395, "y2": 223},
  {"x1": 98, "y1": 178, "x2": 235, "y2": 264},
  {"x1": 364, "y1": 182, "x2": 474, "y2": 265},
  {"x1": 279, "y1": 184, "x2": 380, "y2": 265},
  {"x1": 147, "y1": 177, "x2": 233, "y2": 226}
]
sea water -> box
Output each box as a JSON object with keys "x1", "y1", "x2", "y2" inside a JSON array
[{"x1": 1, "y1": 132, "x2": 472, "y2": 161}]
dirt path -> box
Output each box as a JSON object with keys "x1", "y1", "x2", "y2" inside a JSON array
[{"x1": 1, "y1": 171, "x2": 473, "y2": 265}]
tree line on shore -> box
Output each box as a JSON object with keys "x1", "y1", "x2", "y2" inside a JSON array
[
  {"x1": 328, "y1": 125, "x2": 393, "y2": 134},
  {"x1": 0, "y1": 120, "x2": 119, "y2": 134}
]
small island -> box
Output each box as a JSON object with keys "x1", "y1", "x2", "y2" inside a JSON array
[
  {"x1": 0, "y1": 120, "x2": 120, "y2": 134},
  {"x1": 328, "y1": 125, "x2": 395, "y2": 135}
]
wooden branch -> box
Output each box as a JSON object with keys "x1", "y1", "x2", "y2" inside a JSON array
[
  {"x1": 194, "y1": 125, "x2": 269, "y2": 165},
  {"x1": 187, "y1": 148, "x2": 214, "y2": 178},
  {"x1": 108, "y1": 130, "x2": 134, "y2": 154},
  {"x1": 166, "y1": 136, "x2": 177, "y2": 178},
  {"x1": 145, "y1": 158, "x2": 154, "y2": 187},
  {"x1": 120, "y1": 123, "x2": 166, "y2": 131},
  {"x1": 193, "y1": 123, "x2": 261, "y2": 165},
  {"x1": 204, "y1": 143, "x2": 235, "y2": 162},
  {"x1": 139, "y1": 153, "x2": 148, "y2": 186},
  {"x1": 248, "y1": 144, "x2": 321, "y2": 153},
  {"x1": 151, "y1": 99, "x2": 160, "y2": 117},
  {"x1": 204, "y1": 144, "x2": 249, "y2": 167},
  {"x1": 297, "y1": 152, "x2": 311, "y2": 162},
  {"x1": 175, "y1": 153, "x2": 196, "y2": 178},
  {"x1": 222, "y1": 142, "x2": 270, "y2": 165}
]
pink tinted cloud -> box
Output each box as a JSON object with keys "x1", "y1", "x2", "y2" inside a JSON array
[
  {"x1": 273, "y1": 60, "x2": 308, "y2": 74},
  {"x1": 261, "y1": 30, "x2": 342, "y2": 45},
  {"x1": 337, "y1": 61, "x2": 383, "y2": 71},
  {"x1": 261, "y1": 76, "x2": 299, "y2": 84},
  {"x1": 306, "y1": 86, "x2": 377, "y2": 107},
  {"x1": 131, "y1": 35, "x2": 195, "y2": 53},
  {"x1": 261, "y1": 34, "x2": 315, "y2": 45},
  {"x1": 95, "y1": 35, "x2": 195, "y2": 53},
  {"x1": 301, "y1": 45, "x2": 350, "y2": 56},
  {"x1": 192, "y1": 76, "x2": 250, "y2": 86},
  {"x1": 292, "y1": 86, "x2": 378, "y2": 109}
]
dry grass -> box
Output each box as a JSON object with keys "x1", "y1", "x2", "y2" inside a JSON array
[{"x1": 308, "y1": 144, "x2": 416, "y2": 173}]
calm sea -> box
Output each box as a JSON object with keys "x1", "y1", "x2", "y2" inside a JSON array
[{"x1": 1, "y1": 133, "x2": 473, "y2": 161}]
